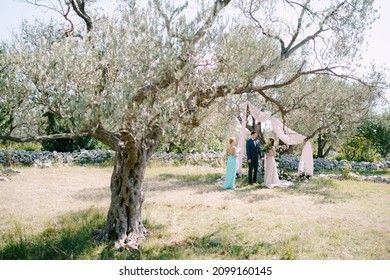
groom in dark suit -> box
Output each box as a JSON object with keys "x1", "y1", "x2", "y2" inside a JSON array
[{"x1": 246, "y1": 131, "x2": 261, "y2": 185}]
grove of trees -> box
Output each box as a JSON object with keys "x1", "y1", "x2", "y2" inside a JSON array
[{"x1": 0, "y1": 0, "x2": 387, "y2": 249}]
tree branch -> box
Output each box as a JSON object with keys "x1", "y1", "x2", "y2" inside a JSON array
[
  {"x1": 91, "y1": 124, "x2": 120, "y2": 150},
  {"x1": 284, "y1": 1, "x2": 347, "y2": 57},
  {"x1": 258, "y1": 66, "x2": 343, "y2": 91},
  {"x1": 249, "y1": 0, "x2": 347, "y2": 79},
  {"x1": 153, "y1": 0, "x2": 188, "y2": 40},
  {"x1": 132, "y1": 0, "x2": 231, "y2": 105},
  {"x1": 245, "y1": 0, "x2": 285, "y2": 54},
  {"x1": 192, "y1": 0, "x2": 231, "y2": 44},
  {"x1": 62, "y1": 2, "x2": 75, "y2": 37},
  {"x1": 24, "y1": 0, "x2": 64, "y2": 15},
  {"x1": 284, "y1": 0, "x2": 310, "y2": 52},
  {"x1": 70, "y1": 0, "x2": 93, "y2": 33},
  {"x1": 0, "y1": 132, "x2": 89, "y2": 143}
]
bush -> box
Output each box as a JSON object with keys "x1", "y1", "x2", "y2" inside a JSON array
[
  {"x1": 40, "y1": 112, "x2": 105, "y2": 152},
  {"x1": 336, "y1": 136, "x2": 381, "y2": 162},
  {"x1": 41, "y1": 137, "x2": 100, "y2": 152},
  {"x1": 340, "y1": 162, "x2": 352, "y2": 179},
  {"x1": 357, "y1": 112, "x2": 390, "y2": 158}
]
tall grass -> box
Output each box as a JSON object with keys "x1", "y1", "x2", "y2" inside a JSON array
[
  {"x1": 0, "y1": 209, "x2": 106, "y2": 260},
  {"x1": 0, "y1": 209, "x2": 301, "y2": 260},
  {"x1": 314, "y1": 168, "x2": 390, "y2": 176},
  {"x1": 0, "y1": 142, "x2": 42, "y2": 151}
]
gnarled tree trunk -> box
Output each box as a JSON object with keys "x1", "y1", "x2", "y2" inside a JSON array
[{"x1": 93, "y1": 126, "x2": 161, "y2": 250}]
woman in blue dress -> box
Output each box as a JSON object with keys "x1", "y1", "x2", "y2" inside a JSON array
[{"x1": 222, "y1": 137, "x2": 238, "y2": 190}]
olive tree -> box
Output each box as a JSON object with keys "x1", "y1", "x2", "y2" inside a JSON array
[
  {"x1": 0, "y1": 0, "x2": 384, "y2": 249},
  {"x1": 261, "y1": 75, "x2": 383, "y2": 157}
]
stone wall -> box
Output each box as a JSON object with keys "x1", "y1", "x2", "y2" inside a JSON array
[
  {"x1": 0, "y1": 150, "x2": 389, "y2": 171},
  {"x1": 0, "y1": 150, "x2": 225, "y2": 168},
  {"x1": 277, "y1": 155, "x2": 390, "y2": 172},
  {"x1": 150, "y1": 151, "x2": 225, "y2": 167},
  {"x1": 0, "y1": 149, "x2": 115, "y2": 167}
]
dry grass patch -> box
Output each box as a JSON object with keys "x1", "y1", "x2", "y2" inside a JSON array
[
  {"x1": 0, "y1": 166, "x2": 112, "y2": 234},
  {"x1": 142, "y1": 167, "x2": 390, "y2": 259}
]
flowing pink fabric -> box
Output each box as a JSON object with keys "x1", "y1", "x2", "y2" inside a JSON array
[{"x1": 236, "y1": 101, "x2": 314, "y2": 176}]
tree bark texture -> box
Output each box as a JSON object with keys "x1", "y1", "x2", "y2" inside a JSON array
[{"x1": 94, "y1": 126, "x2": 162, "y2": 250}]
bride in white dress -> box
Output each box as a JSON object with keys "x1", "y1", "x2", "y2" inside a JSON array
[{"x1": 264, "y1": 138, "x2": 293, "y2": 188}]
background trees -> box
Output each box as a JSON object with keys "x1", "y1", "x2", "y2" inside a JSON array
[
  {"x1": 275, "y1": 75, "x2": 380, "y2": 158},
  {"x1": 0, "y1": 0, "x2": 387, "y2": 249},
  {"x1": 336, "y1": 111, "x2": 390, "y2": 162},
  {"x1": 357, "y1": 111, "x2": 390, "y2": 158}
]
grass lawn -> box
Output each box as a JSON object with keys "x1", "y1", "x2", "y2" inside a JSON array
[
  {"x1": 314, "y1": 168, "x2": 390, "y2": 176},
  {"x1": 0, "y1": 164, "x2": 389, "y2": 260}
]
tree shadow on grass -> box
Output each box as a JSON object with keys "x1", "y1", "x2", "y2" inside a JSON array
[
  {"x1": 158, "y1": 173, "x2": 223, "y2": 185},
  {"x1": 279, "y1": 178, "x2": 348, "y2": 204},
  {"x1": 100, "y1": 227, "x2": 299, "y2": 260},
  {"x1": 146, "y1": 173, "x2": 223, "y2": 193},
  {"x1": 72, "y1": 187, "x2": 110, "y2": 202},
  {"x1": 136, "y1": 233, "x2": 299, "y2": 260},
  {"x1": 149, "y1": 169, "x2": 343, "y2": 205},
  {"x1": 0, "y1": 208, "x2": 299, "y2": 260},
  {"x1": 146, "y1": 172, "x2": 279, "y2": 203}
]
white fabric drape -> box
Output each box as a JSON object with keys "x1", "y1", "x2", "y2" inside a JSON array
[
  {"x1": 236, "y1": 101, "x2": 313, "y2": 176},
  {"x1": 236, "y1": 104, "x2": 247, "y2": 175}
]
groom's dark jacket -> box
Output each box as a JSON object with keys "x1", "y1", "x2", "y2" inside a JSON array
[{"x1": 246, "y1": 138, "x2": 261, "y2": 162}]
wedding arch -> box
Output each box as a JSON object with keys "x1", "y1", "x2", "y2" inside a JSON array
[{"x1": 236, "y1": 102, "x2": 314, "y2": 176}]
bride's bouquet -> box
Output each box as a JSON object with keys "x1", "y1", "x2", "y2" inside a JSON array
[{"x1": 261, "y1": 144, "x2": 272, "y2": 154}]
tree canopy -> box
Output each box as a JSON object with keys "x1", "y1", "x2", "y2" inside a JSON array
[{"x1": 0, "y1": 0, "x2": 386, "y2": 145}]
